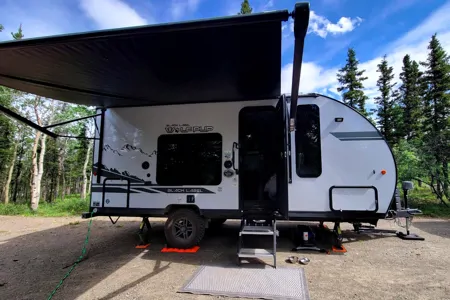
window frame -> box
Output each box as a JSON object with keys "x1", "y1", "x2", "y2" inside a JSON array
[
  {"x1": 156, "y1": 132, "x2": 223, "y2": 186},
  {"x1": 295, "y1": 104, "x2": 322, "y2": 178}
]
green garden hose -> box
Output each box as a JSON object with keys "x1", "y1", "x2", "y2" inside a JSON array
[{"x1": 47, "y1": 209, "x2": 96, "y2": 300}]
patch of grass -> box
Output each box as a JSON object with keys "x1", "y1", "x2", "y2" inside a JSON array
[
  {"x1": 405, "y1": 186, "x2": 450, "y2": 219},
  {"x1": 0, "y1": 195, "x2": 89, "y2": 217},
  {"x1": 69, "y1": 221, "x2": 80, "y2": 226}
]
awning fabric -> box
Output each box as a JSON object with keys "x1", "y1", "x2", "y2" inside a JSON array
[{"x1": 0, "y1": 10, "x2": 290, "y2": 108}]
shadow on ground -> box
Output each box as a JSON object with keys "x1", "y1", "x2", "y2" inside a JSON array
[
  {"x1": 413, "y1": 219, "x2": 450, "y2": 239},
  {"x1": 0, "y1": 218, "x2": 401, "y2": 300}
]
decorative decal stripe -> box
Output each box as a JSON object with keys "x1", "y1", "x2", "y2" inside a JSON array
[
  {"x1": 132, "y1": 188, "x2": 158, "y2": 193},
  {"x1": 91, "y1": 187, "x2": 138, "y2": 193},
  {"x1": 331, "y1": 131, "x2": 383, "y2": 141},
  {"x1": 91, "y1": 186, "x2": 215, "y2": 194},
  {"x1": 92, "y1": 167, "x2": 145, "y2": 183},
  {"x1": 151, "y1": 188, "x2": 215, "y2": 194},
  {"x1": 91, "y1": 182, "x2": 154, "y2": 187}
]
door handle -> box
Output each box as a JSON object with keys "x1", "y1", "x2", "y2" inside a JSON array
[{"x1": 232, "y1": 142, "x2": 239, "y2": 175}]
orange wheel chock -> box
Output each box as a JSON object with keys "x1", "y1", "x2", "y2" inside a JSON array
[
  {"x1": 161, "y1": 246, "x2": 200, "y2": 253},
  {"x1": 332, "y1": 245, "x2": 347, "y2": 253}
]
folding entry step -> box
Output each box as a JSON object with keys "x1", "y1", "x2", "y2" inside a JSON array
[{"x1": 237, "y1": 217, "x2": 279, "y2": 268}]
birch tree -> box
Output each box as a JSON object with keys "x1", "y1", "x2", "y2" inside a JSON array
[{"x1": 30, "y1": 97, "x2": 55, "y2": 211}]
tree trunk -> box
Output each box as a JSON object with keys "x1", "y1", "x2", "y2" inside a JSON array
[
  {"x1": 81, "y1": 142, "x2": 92, "y2": 200},
  {"x1": 30, "y1": 97, "x2": 55, "y2": 211},
  {"x1": 30, "y1": 131, "x2": 42, "y2": 211},
  {"x1": 35, "y1": 133, "x2": 48, "y2": 201},
  {"x1": 443, "y1": 160, "x2": 449, "y2": 199},
  {"x1": 61, "y1": 173, "x2": 66, "y2": 200},
  {"x1": 49, "y1": 175, "x2": 55, "y2": 203},
  {"x1": 67, "y1": 167, "x2": 71, "y2": 195},
  {"x1": 12, "y1": 135, "x2": 25, "y2": 203},
  {"x1": 87, "y1": 173, "x2": 91, "y2": 198},
  {"x1": 56, "y1": 140, "x2": 66, "y2": 200},
  {"x1": 3, "y1": 143, "x2": 17, "y2": 204}
]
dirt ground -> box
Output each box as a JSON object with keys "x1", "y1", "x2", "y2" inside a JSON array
[{"x1": 0, "y1": 216, "x2": 449, "y2": 300}]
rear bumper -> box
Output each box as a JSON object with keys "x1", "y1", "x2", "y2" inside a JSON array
[{"x1": 81, "y1": 212, "x2": 93, "y2": 219}]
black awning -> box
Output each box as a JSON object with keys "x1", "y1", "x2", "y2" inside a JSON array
[{"x1": 0, "y1": 10, "x2": 291, "y2": 108}]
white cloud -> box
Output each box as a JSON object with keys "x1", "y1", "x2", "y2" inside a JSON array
[
  {"x1": 281, "y1": 62, "x2": 338, "y2": 94},
  {"x1": 306, "y1": 11, "x2": 363, "y2": 38},
  {"x1": 170, "y1": 0, "x2": 201, "y2": 20},
  {"x1": 262, "y1": 0, "x2": 274, "y2": 11},
  {"x1": 0, "y1": 0, "x2": 87, "y2": 40},
  {"x1": 282, "y1": 1, "x2": 450, "y2": 105},
  {"x1": 79, "y1": 0, "x2": 148, "y2": 29}
]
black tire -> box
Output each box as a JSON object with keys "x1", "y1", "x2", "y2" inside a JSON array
[
  {"x1": 164, "y1": 208, "x2": 206, "y2": 249},
  {"x1": 209, "y1": 218, "x2": 227, "y2": 227}
]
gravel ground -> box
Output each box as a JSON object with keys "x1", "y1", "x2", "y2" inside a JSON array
[{"x1": 0, "y1": 216, "x2": 449, "y2": 300}]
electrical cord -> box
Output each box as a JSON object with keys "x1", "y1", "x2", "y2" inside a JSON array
[{"x1": 47, "y1": 209, "x2": 96, "y2": 300}]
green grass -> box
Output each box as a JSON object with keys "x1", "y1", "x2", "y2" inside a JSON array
[
  {"x1": 405, "y1": 186, "x2": 450, "y2": 219},
  {"x1": 0, "y1": 195, "x2": 89, "y2": 217}
]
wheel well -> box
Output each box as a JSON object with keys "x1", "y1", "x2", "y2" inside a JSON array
[{"x1": 165, "y1": 204, "x2": 201, "y2": 216}]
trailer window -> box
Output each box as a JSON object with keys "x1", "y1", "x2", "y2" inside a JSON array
[
  {"x1": 156, "y1": 133, "x2": 222, "y2": 185},
  {"x1": 295, "y1": 104, "x2": 322, "y2": 178}
]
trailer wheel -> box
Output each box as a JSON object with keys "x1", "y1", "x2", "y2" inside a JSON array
[{"x1": 164, "y1": 208, "x2": 206, "y2": 249}]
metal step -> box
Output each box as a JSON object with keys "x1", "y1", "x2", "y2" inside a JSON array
[
  {"x1": 237, "y1": 217, "x2": 278, "y2": 268},
  {"x1": 238, "y1": 248, "x2": 274, "y2": 258},
  {"x1": 240, "y1": 226, "x2": 279, "y2": 236}
]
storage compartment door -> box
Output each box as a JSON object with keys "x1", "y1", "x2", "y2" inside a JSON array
[
  {"x1": 103, "y1": 179, "x2": 130, "y2": 208},
  {"x1": 330, "y1": 186, "x2": 378, "y2": 212}
]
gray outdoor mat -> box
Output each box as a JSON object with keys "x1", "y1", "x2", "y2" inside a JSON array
[{"x1": 179, "y1": 265, "x2": 310, "y2": 300}]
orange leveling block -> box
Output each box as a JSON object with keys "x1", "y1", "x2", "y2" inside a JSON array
[{"x1": 161, "y1": 246, "x2": 200, "y2": 253}]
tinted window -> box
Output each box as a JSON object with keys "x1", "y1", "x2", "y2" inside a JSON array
[
  {"x1": 295, "y1": 104, "x2": 322, "y2": 178},
  {"x1": 156, "y1": 133, "x2": 222, "y2": 185}
]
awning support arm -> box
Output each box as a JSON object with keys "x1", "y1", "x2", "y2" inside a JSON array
[
  {"x1": 0, "y1": 103, "x2": 58, "y2": 138},
  {"x1": 289, "y1": 2, "x2": 310, "y2": 132},
  {"x1": 44, "y1": 113, "x2": 102, "y2": 129},
  {"x1": 57, "y1": 135, "x2": 99, "y2": 140},
  {"x1": 0, "y1": 104, "x2": 100, "y2": 140}
]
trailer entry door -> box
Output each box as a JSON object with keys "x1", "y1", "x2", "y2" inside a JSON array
[{"x1": 276, "y1": 98, "x2": 289, "y2": 218}]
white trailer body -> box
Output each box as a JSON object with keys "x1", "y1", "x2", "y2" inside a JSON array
[{"x1": 90, "y1": 94, "x2": 397, "y2": 224}]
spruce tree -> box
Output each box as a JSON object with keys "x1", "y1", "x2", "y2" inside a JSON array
[
  {"x1": 420, "y1": 34, "x2": 450, "y2": 198},
  {"x1": 238, "y1": 0, "x2": 253, "y2": 15},
  {"x1": 336, "y1": 48, "x2": 369, "y2": 116},
  {"x1": 374, "y1": 55, "x2": 400, "y2": 145},
  {"x1": 398, "y1": 54, "x2": 422, "y2": 141}
]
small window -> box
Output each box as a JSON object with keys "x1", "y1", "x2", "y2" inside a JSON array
[
  {"x1": 295, "y1": 104, "x2": 322, "y2": 178},
  {"x1": 156, "y1": 133, "x2": 222, "y2": 185}
]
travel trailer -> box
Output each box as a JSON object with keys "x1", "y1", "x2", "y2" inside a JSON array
[
  {"x1": 1, "y1": 2, "x2": 421, "y2": 267},
  {"x1": 87, "y1": 92, "x2": 397, "y2": 250}
]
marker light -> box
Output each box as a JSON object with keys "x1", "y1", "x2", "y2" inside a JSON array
[{"x1": 381, "y1": 169, "x2": 387, "y2": 175}]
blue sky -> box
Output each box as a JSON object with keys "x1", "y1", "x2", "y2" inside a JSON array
[{"x1": 1, "y1": 0, "x2": 450, "y2": 109}]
